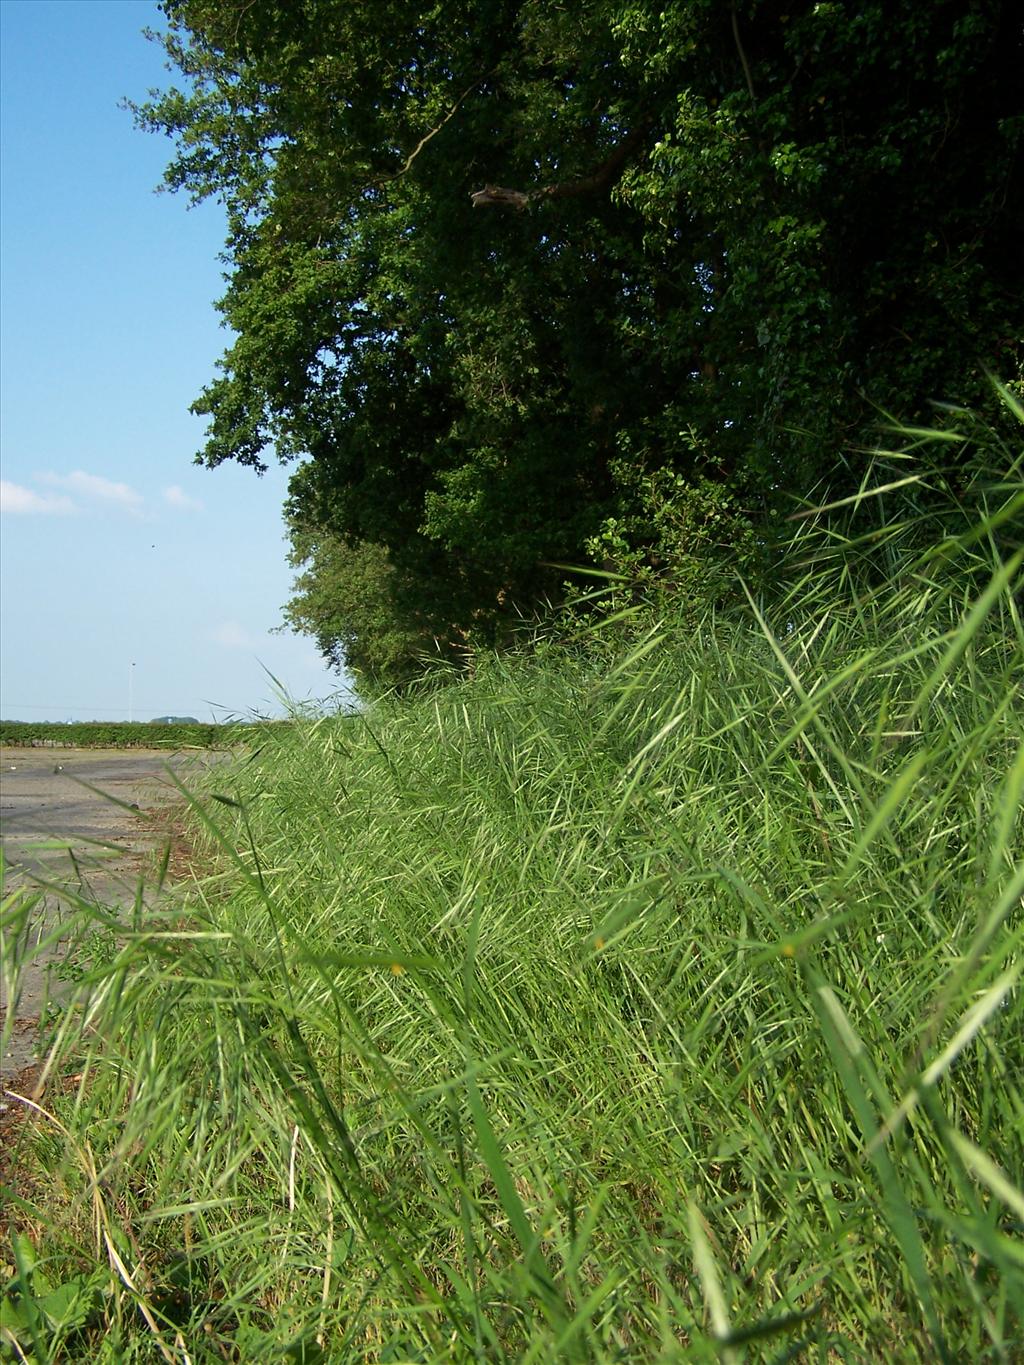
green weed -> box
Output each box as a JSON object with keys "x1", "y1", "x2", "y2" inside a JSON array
[{"x1": 2, "y1": 404, "x2": 1021, "y2": 1361}]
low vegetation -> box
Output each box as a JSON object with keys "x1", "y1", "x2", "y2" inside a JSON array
[
  {"x1": 0, "y1": 722, "x2": 261, "y2": 750},
  {"x1": 1, "y1": 407, "x2": 1021, "y2": 1361}
]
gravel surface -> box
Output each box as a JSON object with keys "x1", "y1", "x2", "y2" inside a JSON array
[{"x1": 1, "y1": 747, "x2": 218, "y2": 1077}]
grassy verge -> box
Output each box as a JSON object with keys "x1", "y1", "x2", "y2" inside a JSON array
[{"x1": 2, "y1": 410, "x2": 1022, "y2": 1361}]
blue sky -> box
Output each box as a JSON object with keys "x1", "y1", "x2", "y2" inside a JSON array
[{"x1": 1, "y1": 0, "x2": 350, "y2": 722}]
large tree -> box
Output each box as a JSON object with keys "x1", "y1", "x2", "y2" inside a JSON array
[{"x1": 138, "y1": 0, "x2": 1023, "y2": 683}]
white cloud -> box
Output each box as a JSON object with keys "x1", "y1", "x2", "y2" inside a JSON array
[
  {"x1": 162, "y1": 484, "x2": 205, "y2": 512},
  {"x1": 0, "y1": 479, "x2": 77, "y2": 515},
  {"x1": 38, "y1": 469, "x2": 144, "y2": 511},
  {"x1": 210, "y1": 621, "x2": 262, "y2": 650}
]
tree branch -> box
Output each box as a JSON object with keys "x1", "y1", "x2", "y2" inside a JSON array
[
  {"x1": 379, "y1": 68, "x2": 496, "y2": 186},
  {"x1": 470, "y1": 123, "x2": 649, "y2": 211},
  {"x1": 731, "y1": 3, "x2": 758, "y2": 109}
]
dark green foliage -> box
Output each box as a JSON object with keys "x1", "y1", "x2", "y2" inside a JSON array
[
  {"x1": 280, "y1": 522, "x2": 463, "y2": 689},
  {"x1": 577, "y1": 462, "x2": 769, "y2": 618},
  {"x1": 137, "y1": 0, "x2": 1023, "y2": 684}
]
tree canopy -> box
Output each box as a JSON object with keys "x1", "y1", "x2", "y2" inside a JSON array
[{"x1": 138, "y1": 0, "x2": 1023, "y2": 685}]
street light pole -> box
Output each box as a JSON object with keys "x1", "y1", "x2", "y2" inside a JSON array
[{"x1": 128, "y1": 662, "x2": 136, "y2": 723}]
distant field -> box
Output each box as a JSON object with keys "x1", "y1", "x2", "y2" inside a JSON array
[{"x1": 0, "y1": 720, "x2": 246, "y2": 749}]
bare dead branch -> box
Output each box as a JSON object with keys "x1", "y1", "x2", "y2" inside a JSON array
[
  {"x1": 470, "y1": 123, "x2": 650, "y2": 211},
  {"x1": 469, "y1": 184, "x2": 531, "y2": 211}
]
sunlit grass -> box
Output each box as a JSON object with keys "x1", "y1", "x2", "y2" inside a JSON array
[{"x1": 2, "y1": 403, "x2": 1021, "y2": 1361}]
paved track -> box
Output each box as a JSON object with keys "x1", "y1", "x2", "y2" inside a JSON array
[{"x1": 1, "y1": 747, "x2": 214, "y2": 1076}]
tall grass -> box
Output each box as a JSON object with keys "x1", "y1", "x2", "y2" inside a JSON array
[{"x1": 2, "y1": 402, "x2": 1022, "y2": 1362}]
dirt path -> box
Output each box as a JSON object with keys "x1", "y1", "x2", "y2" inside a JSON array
[{"x1": 1, "y1": 747, "x2": 221, "y2": 1079}]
